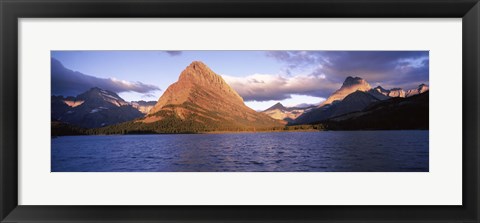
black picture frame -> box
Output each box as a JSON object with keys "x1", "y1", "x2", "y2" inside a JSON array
[{"x1": 1, "y1": 0, "x2": 479, "y2": 222}]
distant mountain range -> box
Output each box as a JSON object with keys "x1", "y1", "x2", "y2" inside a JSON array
[
  {"x1": 321, "y1": 91, "x2": 429, "y2": 130},
  {"x1": 52, "y1": 61, "x2": 283, "y2": 134},
  {"x1": 262, "y1": 103, "x2": 316, "y2": 123},
  {"x1": 51, "y1": 60, "x2": 429, "y2": 135},
  {"x1": 52, "y1": 88, "x2": 144, "y2": 128},
  {"x1": 262, "y1": 76, "x2": 428, "y2": 124},
  {"x1": 130, "y1": 100, "x2": 156, "y2": 114}
]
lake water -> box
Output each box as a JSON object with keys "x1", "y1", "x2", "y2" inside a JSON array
[{"x1": 51, "y1": 130, "x2": 428, "y2": 172}]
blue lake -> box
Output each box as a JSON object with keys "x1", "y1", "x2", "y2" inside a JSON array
[{"x1": 51, "y1": 130, "x2": 428, "y2": 172}]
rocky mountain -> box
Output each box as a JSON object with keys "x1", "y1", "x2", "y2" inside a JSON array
[
  {"x1": 370, "y1": 85, "x2": 389, "y2": 95},
  {"x1": 294, "y1": 90, "x2": 380, "y2": 124},
  {"x1": 328, "y1": 91, "x2": 381, "y2": 118},
  {"x1": 131, "y1": 61, "x2": 284, "y2": 132},
  {"x1": 386, "y1": 88, "x2": 406, "y2": 97},
  {"x1": 367, "y1": 86, "x2": 391, "y2": 100},
  {"x1": 131, "y1": 100, "x2": 156, "y2": 114},
  {"x1": 262, "y1": 102, "x2": 315, "y2": 122},
  {"x1": 370, "y1": 84, "x2": 429, "y2": 98},
  {"x1": 294, "y1": 76, "x2": 429, "y2": 124},
  {"x1": 51, "y1": 95, "x2": 73, "y2": 121},
  {"x1": 51, "y1": 87, "x2": 143, "y2": 128},
  {"x1": 369, "y1": 86, "x2": 406, "y2": 98},
  {"x1": 321, "y1": 91, "x2": 429, "y2": 130},
  {"x1": 320, "y1": 76, "x2": 372, "y2": 106},
  {"x1": 406, "y1": 84, "x2": 429, "y2": 97},
  {"x1": 319, "y1": 76, "x2": 428, "y2": 106}
]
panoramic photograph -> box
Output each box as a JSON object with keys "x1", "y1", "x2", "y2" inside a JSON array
[{"x1": 51, "y1": 50, "x2": 429, "y2": 172}]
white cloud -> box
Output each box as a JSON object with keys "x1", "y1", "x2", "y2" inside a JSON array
[
  {"x1": 245, "y1": 94, "x2": 325, "y2": 111},
  {"x1": 222, "y1": 73, "x2": 338, "y2": 102},
  {"x1": 51, "y1": 58, "x2": 161, "y2": 97}
]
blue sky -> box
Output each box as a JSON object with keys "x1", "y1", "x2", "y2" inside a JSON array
[{"x1": 51, "y1": 51, "x2": 429, "y2": 111}]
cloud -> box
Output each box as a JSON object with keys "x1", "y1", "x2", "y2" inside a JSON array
[
  {"x1": 222, "y1": 73, "x2": 338, "y2": 101},
  {"x1": 141, "y1": 93, "x2": 157, "y2": 99},
  {"x1": 266, "y1": 51, "x2": 429, "y2": 90},
  {"x1": 51, "y1": 58, "x2": 160, "y2": 97},
  {"x1": 229, "y1": 51, "x2": 429, "y2": 102},
  {"x1": 266, "y1": 51, "x2": 325, "y2": 70},
  {"x1": 165, "y1": 51, "x2": 182, "y2": 56}
]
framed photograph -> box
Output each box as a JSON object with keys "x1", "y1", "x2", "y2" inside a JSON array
[{"x1": 1, "y1": 0, "x2": 479, "y2": 222}]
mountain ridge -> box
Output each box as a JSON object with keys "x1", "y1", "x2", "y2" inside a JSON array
[
  {"x1": 51, "y1": 87, "x2": 143, "y2": 128},
  {"x1": 262, "y1": 102, "x2": 316, "y2": 122},
  {"x1": 292, "y1": 76, "x2": 429, "y2": 124},
  {"x1": 51, "y1": 61, "x2": 429, "y2": 134},
  {"x1": 131, "y1": 100, "x2": 156, "y2": 114},
  {"x1": 321, "y1": 91, "x2": 429, "y2": 130},
  {"x1": 136, "y1": 61, "x2": 284, "y2": 132},
  {"x1": 148, "y1": 61, "x2": 244, "y2": 115},
  {"x1": 320, "y1": 76, "x2": 372, "y2": 107}
]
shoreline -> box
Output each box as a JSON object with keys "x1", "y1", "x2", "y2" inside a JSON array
[
  {"x1": 202, "y1": 129, "x2": 321, "y2": 134},
  {"x1": 52, "y1": 129, "x2": 429, "y2": 137}
]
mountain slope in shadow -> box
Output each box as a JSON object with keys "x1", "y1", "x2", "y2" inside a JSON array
[{"x1": 319, "y1": 91, "x2": 429, "y2": 130}]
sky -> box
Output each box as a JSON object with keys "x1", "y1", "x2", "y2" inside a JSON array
[{"x1": 51, "y1": 51, "x2": 429, "y2": 111}]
